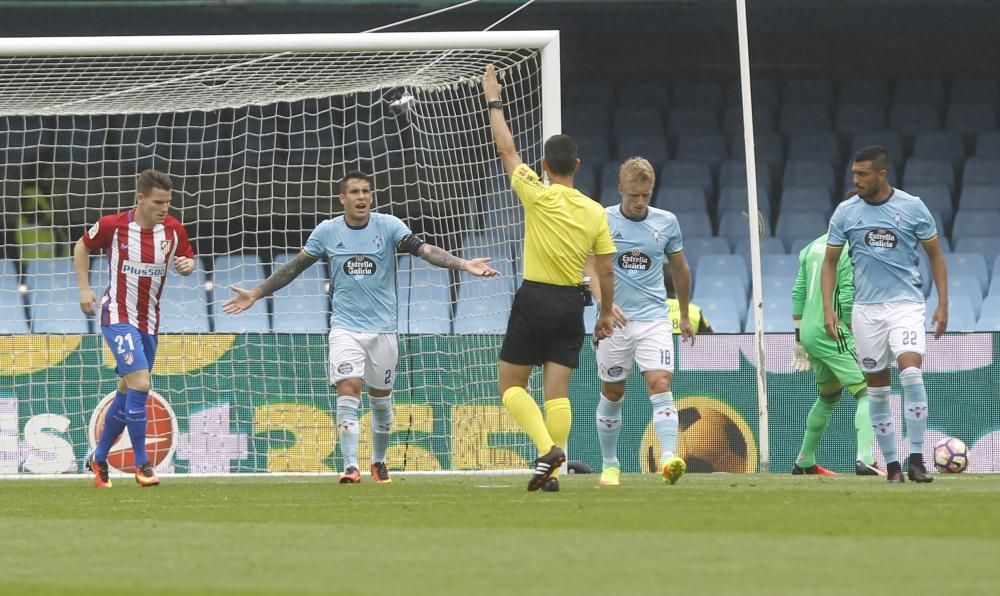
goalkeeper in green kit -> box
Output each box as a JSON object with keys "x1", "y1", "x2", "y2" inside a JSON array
[{"x1": 791, "y1": 231, "x2": 882, "y2": 476}]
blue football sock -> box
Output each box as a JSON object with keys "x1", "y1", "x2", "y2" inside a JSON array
[
  {"x1": 900, "y1": 367, "x2": 929, "y2": 456},
  {"x1": 595, "y1": 394, "x2": 623, "y2": 468},
  {"x1": 369, "y1": 395, "x2": 393, "y2": 464},
  {"x1": 650, "y1": 391, "x2": 678, "y2": 457},
  {"x1": 868, "y1": 386, "x2": 897, "y2": 465},
  {"x1": 337, "y1": 396, "x2": 361, "y2": 470},
  {"x1": 124, "y1": 388, "x2": 149, "y2": 467},
  {"x1": 94, "y1": 391, "x2": 127, "y2": 462}
]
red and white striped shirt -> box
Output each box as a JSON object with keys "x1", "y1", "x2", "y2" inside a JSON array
[{"x1": 81, "y1": 210, "x2": 195, "y2": 334}]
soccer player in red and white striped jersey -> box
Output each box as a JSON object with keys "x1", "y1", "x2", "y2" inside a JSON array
[{"x1": 75, "y1": 169, "x2": 196, "y2": 488}]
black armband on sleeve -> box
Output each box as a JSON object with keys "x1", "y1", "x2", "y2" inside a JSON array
[{"x1": 398, "y1": 234, "x2": 426, "y2": 257}]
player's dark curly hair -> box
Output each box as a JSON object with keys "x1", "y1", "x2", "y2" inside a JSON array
[{"x1": 543, "y1": 134, "x2": 579, "y2": 176}]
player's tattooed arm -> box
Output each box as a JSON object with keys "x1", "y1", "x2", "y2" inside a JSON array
[
  {"x1": 257, "y1": 251, "x2": 319, "y2": 297},
  {"x1": 419, "y1": 244, "x2": 499, "y2": 277}
]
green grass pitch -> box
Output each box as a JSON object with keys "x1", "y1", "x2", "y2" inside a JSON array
[{"x1": 2, "y1": 473, "x2": 999, "y2": 595}]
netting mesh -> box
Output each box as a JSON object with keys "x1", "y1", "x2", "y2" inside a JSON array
[{"x1": 0, "y1": 40, "x2": 549, "y2": 473}]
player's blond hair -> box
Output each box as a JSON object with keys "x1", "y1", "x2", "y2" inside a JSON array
[{"x1": 618, "y1": 156, "x2": 655, "y2": 186}]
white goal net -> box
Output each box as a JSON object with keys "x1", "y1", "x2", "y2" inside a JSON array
[{"x1": 0, "y1": 32, "x2": 562, "y2": 475}]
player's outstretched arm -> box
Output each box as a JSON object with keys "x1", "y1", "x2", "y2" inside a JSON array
[
  {"x1": 820, "y1": 245, "x2": 843, "y2": 340},
  {"x1": 224, "y1": 250, "x2": 318, "y2": 314},
  {"x1": 483, "y1": 65, "x2": 523, "y2": 176},
  {"x1": 73, "y1": 238, "x2": 98, "y2": 316},
  {"x1": 418, "y1": 244, "x2": 499, "y2": 277},
  {"x1": 924, "y1": 237, "x2": 949, "y2": 338}
]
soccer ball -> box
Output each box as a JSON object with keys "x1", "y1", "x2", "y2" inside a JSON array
[{"x1": 933, "y1": 437, "x2": 969, "y2": 473}]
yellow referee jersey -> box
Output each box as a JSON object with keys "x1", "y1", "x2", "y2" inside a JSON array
[{"x1": 511, "y1": 163, "x2": 616, "y2": 286}]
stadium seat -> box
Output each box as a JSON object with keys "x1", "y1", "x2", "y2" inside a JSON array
[
  {"x1": 787, "y1": 237, "x2": 815, "y2": 256},
  {"x1": 838, "y1": 78, "x2": 891, "y2": 108},
  {"x1": 849, "y1": 131, "x2": 905, "y2": 170},
  {"x1": 694, "y1": 275, "x2": 748, "y2": 320},
  {"x1": 761, "y1": 254, "x2": 800, "y2": 279},
  {"x1": 0, "y1": 267, "x2": 28, "y2": 334},
  {"x1": 453, "y1": 293, "x2": 512, "y2": 334},
  {"x1": 453, "y1": 242, "x2": 515, "y2": 334},
  {"x1": 949, "y1": 78, "x2": 999, "y2": 105},
  {"x1": 912, "y1": 130, "x2": 966, "y2": 169},
  {"x1": 902, "y1": 158, "x2": 955, "y2": 194},
  {"x1": 675, "y1": 133, "x2": 728, "y2": 167},
  {"x1": 210, "y1": 254, "x2": 270, "y2": 332},
  {"x1": 788, "y1": 130, "x2": 841, "y2": 167},
  {"x1": 889, "y1": 103, "x2": 941, "y2": 140},
  {"x1": 779, "y1": 185, "x2": 833, "y2": 212},
  {"x1": 726, "y1": 79, "x2": 780, "y2": 111},
  {"x1": 271, "y1": 250, "x2": 329, "y2": 333},
  {"x1": 167, "y1": 111, "x2": 220, "y2": 166},
  {"x1": 945, "y1": 103, "x2": 997, "y2": 137},
  {"x1": 778, "y1": 105, "x2": 831, "y2": 134},
  {"x1": 657, "y1": 186, "x2": 709, "y2": 213},
  {"x1": 745, "y1": 297, "x2": 795, "y2": 332},
  {"x1": 735, "y1": 237, "x2": 786, "y2": 257},
  {"x1": 945, "y1": 253, "x2": 989, "y2": 293},
  {"x1": 954, "y1": 236, "x2": 1000, "y2": 272},
  {"x1": 728, "y1": 130, "x2": 784, "y2": 170},
  {"x1": 672, "y1": 80, "x2": 725, "y2": 110},
  {"x1": 563, "y1": 108, "x2": 610, "y2": 139},
  {"x1": 938, "y1": 275, "x2": 984, "y2": 318},
  {"x1": 286, "y1": 110, "x2": 338, "y2": 166},
  {"x1": 834, "y1": 103, "x2": 887, "y2": 138},
  {"x1": 157, "y1": 269, "x2": 211, "y2": 333},
  {"x1": 974, "y1": 131, "x2": 1000, "y2": 158},
  {"x1": 893, "y1": 78, "x2": 946, "y2": 108},
  {"x1": 952, "y1": 209, "x2": 1000, "y2": 239},
  {"x1": 977, "y1": 295, "x2": 1000, "y2": 330},
  {"x1": 564, "y1": 80, "x2": 616, "y2": 111},
  {"x1": 575, "y1": 162, "x2": 598, "y2": 200},
  {"x1": 684, "y1": 237, "x2": 731, "y2": 267},
  {"x1": 958, "y1": 185, "x2": 1000, "y2": 210},
  {"x1": 401, "y1": 256, "x2": 452, "y2": 334},
  {"x1": 27, "y1": 286, "x2": 90, "y2": 334},
  {"x1": 699, "y1": 298, "x2": 743, "y2": 331},
  {"x1": 925, "y1": 294, "x2": 976, "y2": 332},
  {"x1": 775, "y1": 211, "x2": 828, "y2": 246},
  {"x1": 666, "y1": 107, "x2": 720, "y2": 141},
  {"x1": 783, "y1": 160, "x2": 836, "y2": 194},
  {"x1": 51, "y1": 115, "x2": 109, "y2": 165},
  {"x1": 718, "y1": 210, "x2": 770, "y2": 248},
  {"x1": 962, "y1": 158, "x2": 1000, "y2": 187},
  {"x1": 575, "y1": 131, "x2": 612, "y2": 165},
  {"x1": 230, "y1": 107, "x2": 279, "y2": 168},
  {"x1": 721, "y1": 105, "x2": 776, "y2": 137},
  {"x1": 761, "y1": 275, "x2": 796, "y2": 301},
  {"x1": 782, "y1": 79, "x2": 835, "y2": 109},
  {"x1": 659, "y1": 160, "x2": 714, "y2": 197},
  {"x1": 673, "y1": 211, "x2": 713, "y2": 239},
  {"x1": 697, "y1": 254, "x2": 748, "y2": 288},
  {"x1": 614, "y1": 133, "x2": 669, "y2": 163},
  {"x1": 717, "y1": 187, "x2": 771, "y2": 215},
  {"x1": 906, "y1": 184, "x2": 953, "y2": 225},
  {"x1": 1, "y1": 116, "x2": 47, "y2": 168},
  {"x1": 718, "y1": 160, "x2": 772, "y2": 192},
  {"x1": 617, "y1": 80, "x2": 669, "y2": 109},
  {"x1": 612, "y1": 108, "x2": 664, "y2": 141},
  {"x1": 583, "y1": 303, "x2": 597, "y2": 332}
]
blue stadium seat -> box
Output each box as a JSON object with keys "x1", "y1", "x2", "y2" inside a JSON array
[
  {"x1": 834, "y1": 104, "x2": 886, "y2": 137},
  {"x1": 718, "y1": 159, "x2": 772, "y2": 192},
  {"x1": 962, "y1": 158, "x2": 1000, "y2": 187},
  {"x1": 936, "y1": 275, "x2": 984, "y2": 318},
  {"x1": 575, "y1": 163, "x2": 598, "y2": 200},
  {"x1": 728, "y1": 131, "x2": 784, "y2": 179},
  {"x1": 286, "y1": 110, "x2": 337, "y2": 166},
  {"x1": 925, "y1": 294, "x2": 976, "y2": 332},
  {"x1": 775, "y1": 212, "x2": 828, "y2": 246},
  {"x1": 230, "y1": 107, "x2": 279, "y2": 168},
  {"x1": 736, "y1": 237, "x2": 786, "y2": 257},
  {"x1": 955, "y1": 236, "x2": 1000, "y2": 271},
  {"x1": 210, "y1": 254, "x2": 270, "y2": 332},
  {"x1": 952, "y1": 209, "x2": 1000, "y2": 239},
  {"x1": 726, "y1": 79, "x2": 780, "y2": 111},
  {"x1": 788, "y1": 237, "x2": 815, "y2": 256},
  {"x1": 721, "y1": 105, "x2": 776, "y2": 136},
  {"x1": 912, "y1": 130, "x2": 966, "y2": 169},
  {"x1": 453, "y1": 293, "x2": 512, "y2": 334},
  {"x1": 563, "y1": 108, "x2": 610, "y2": 139},
  {"x1": 697, "y1": 254, "x2": 748, "y2": 288},
  {"x1": 992, "y1": 258, "x2": 1000, "y2": 296},
  {"x1": 27, "y1": 286, "x2": 90, "y2": 334},
  {"x1": 453, "y1": 242, "x2": 515, "y2": 334},
  {"x1": 658, "y1": 186, "x2": 709, "y2": 213},
  {"x1": 849, "y1": 131, "x2": 905, "y2": 170},
  {"x1": 51, "y1": 115, "x2": 108, "y2": 165},
  {"x1": 745, "y1": 297, "x2": 795, "y2": 332},
  {"x1": 659, "y1": 160, "x2": 714, "y2": 196},
  {"x1": 907, "y1": 184, "x2": 953, "y2": 225},
  {"x1": 168, "y1": 111, "x2": 220, "y2": 166},
  {"x1": 945, "y1": 103, "x2": 997, "y2": 137},
  {"x1": 673, "y1": 211, "x2": 713, "y2": 239},
  {"x1": 699, "y1": 298, "x2": 742, "y2": 331},
  {"x1": 564, "y1": 80, "x2": 616, "y2": 111},
  {"x1": 976, "y1": 297, "x2": 1000, "y2": 330},
  {"x1": 838, "y1": 79, "x2": 891, "y2": 108},
  {"x1": 889, "y1": 103, "x2": 941, "y2": 139},
  {"x1": 575, "y1": 131, "x2": 612, "y2": 165},
  {"x1": 694, "y1": 275, "x2": 748, "y2": 319},
  {"x1": 612, "y1": 108, "x2": 664, "y2": 141},
  {"x1": 902, "y1": 158, "x2": 955, "y2": 194},
  {"x1": 945, "y1": 253, "x2": 989, "y2": 293},
  {"x1": 761, "y1": 275, "x2": 796, "y2": 301},
  {"x1": 615, "y1": 133, "x2": 669, "y2": 163},
  {"x1": 778, "y1": 105, "x2": 831, "y2": 134},
  {"x1": 959, "y1": 185, "x2": 1000, "y2": 210},
  {"x1": 675, "y1": 133, "x2": 728, "y2": 166},
  {"x1": 617, "y1": 80, "x2": 670, "y2": 109},
  {"x1": 684, "y1": 237, "x2": 731, "y2": 268},
  {"x1": 949, "y1": 78, "x2": 999, "y2": 105},
  {"x1": 157, "y1": 269, "x2": 211, "y2": 333},
  {"x1": 672, "y1": 80, "x2": 725, "y2": 110},
  {"x1": 787, "y1": 131, "x2": 842, "y2": 166},
  {"x1": 779, "y1": 185, "x2": 833, "y2": 212},
  {"x1": 718, "y1": 210, "x2": 770, "y2": 248},
  {"x1": 0, "y1": 266, "x2": 28, "y2": 334},
  {"x1": 271, "y1": 251, "x2": 328, "y2": 333},
  {"x1": 893, "y1": 78, "x2": 946, "y2": 108},
  {"x1": 666, "y1": 107, "x2": 720, "y2": 141},
  {"x1": 782, "y1": 79, "x2": 835, "y2": 109},
  {"x1": 717, "y1": 187, "x2": 771, "y2": 215},
  {"x1": 761, "y1": 254, "x2": 800, "y2": 279},
  {"x1": 783, "y1": 160, "x2": 836, "y2": 194},
  {"x1": 975, "y1": 131, "x2": 1000, "y2": 158},
  {"x1": 400, "y1": 256, "x2": 451, "y2": 334}
]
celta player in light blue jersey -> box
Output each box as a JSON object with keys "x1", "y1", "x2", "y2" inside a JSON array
[
  {"x1": 585, "y1": 157, "x2": 694, "y2": 487},
  {"x1": 225, "y1": 171, "x2": 498, "y2": 484},
  {"x1": 823, "y1": 145, "x2": 949, "y2": 484}
]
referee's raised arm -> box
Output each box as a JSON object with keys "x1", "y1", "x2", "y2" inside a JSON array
[{"x1": 483, "y1": 64, "x2": 523, "y2": 176}]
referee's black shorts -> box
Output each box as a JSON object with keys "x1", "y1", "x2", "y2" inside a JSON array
[{"x1": 500, "y1": 280, "x2": 586, "y2": 369}]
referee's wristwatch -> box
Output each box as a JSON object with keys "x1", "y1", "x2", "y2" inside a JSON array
[{"x1": 487, "y1": 99, "x2": 503, "y2": 110}]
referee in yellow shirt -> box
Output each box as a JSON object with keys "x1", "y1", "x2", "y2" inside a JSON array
[{"x1": 484, "y1": 65, "x2": 618, "y2": 492}]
